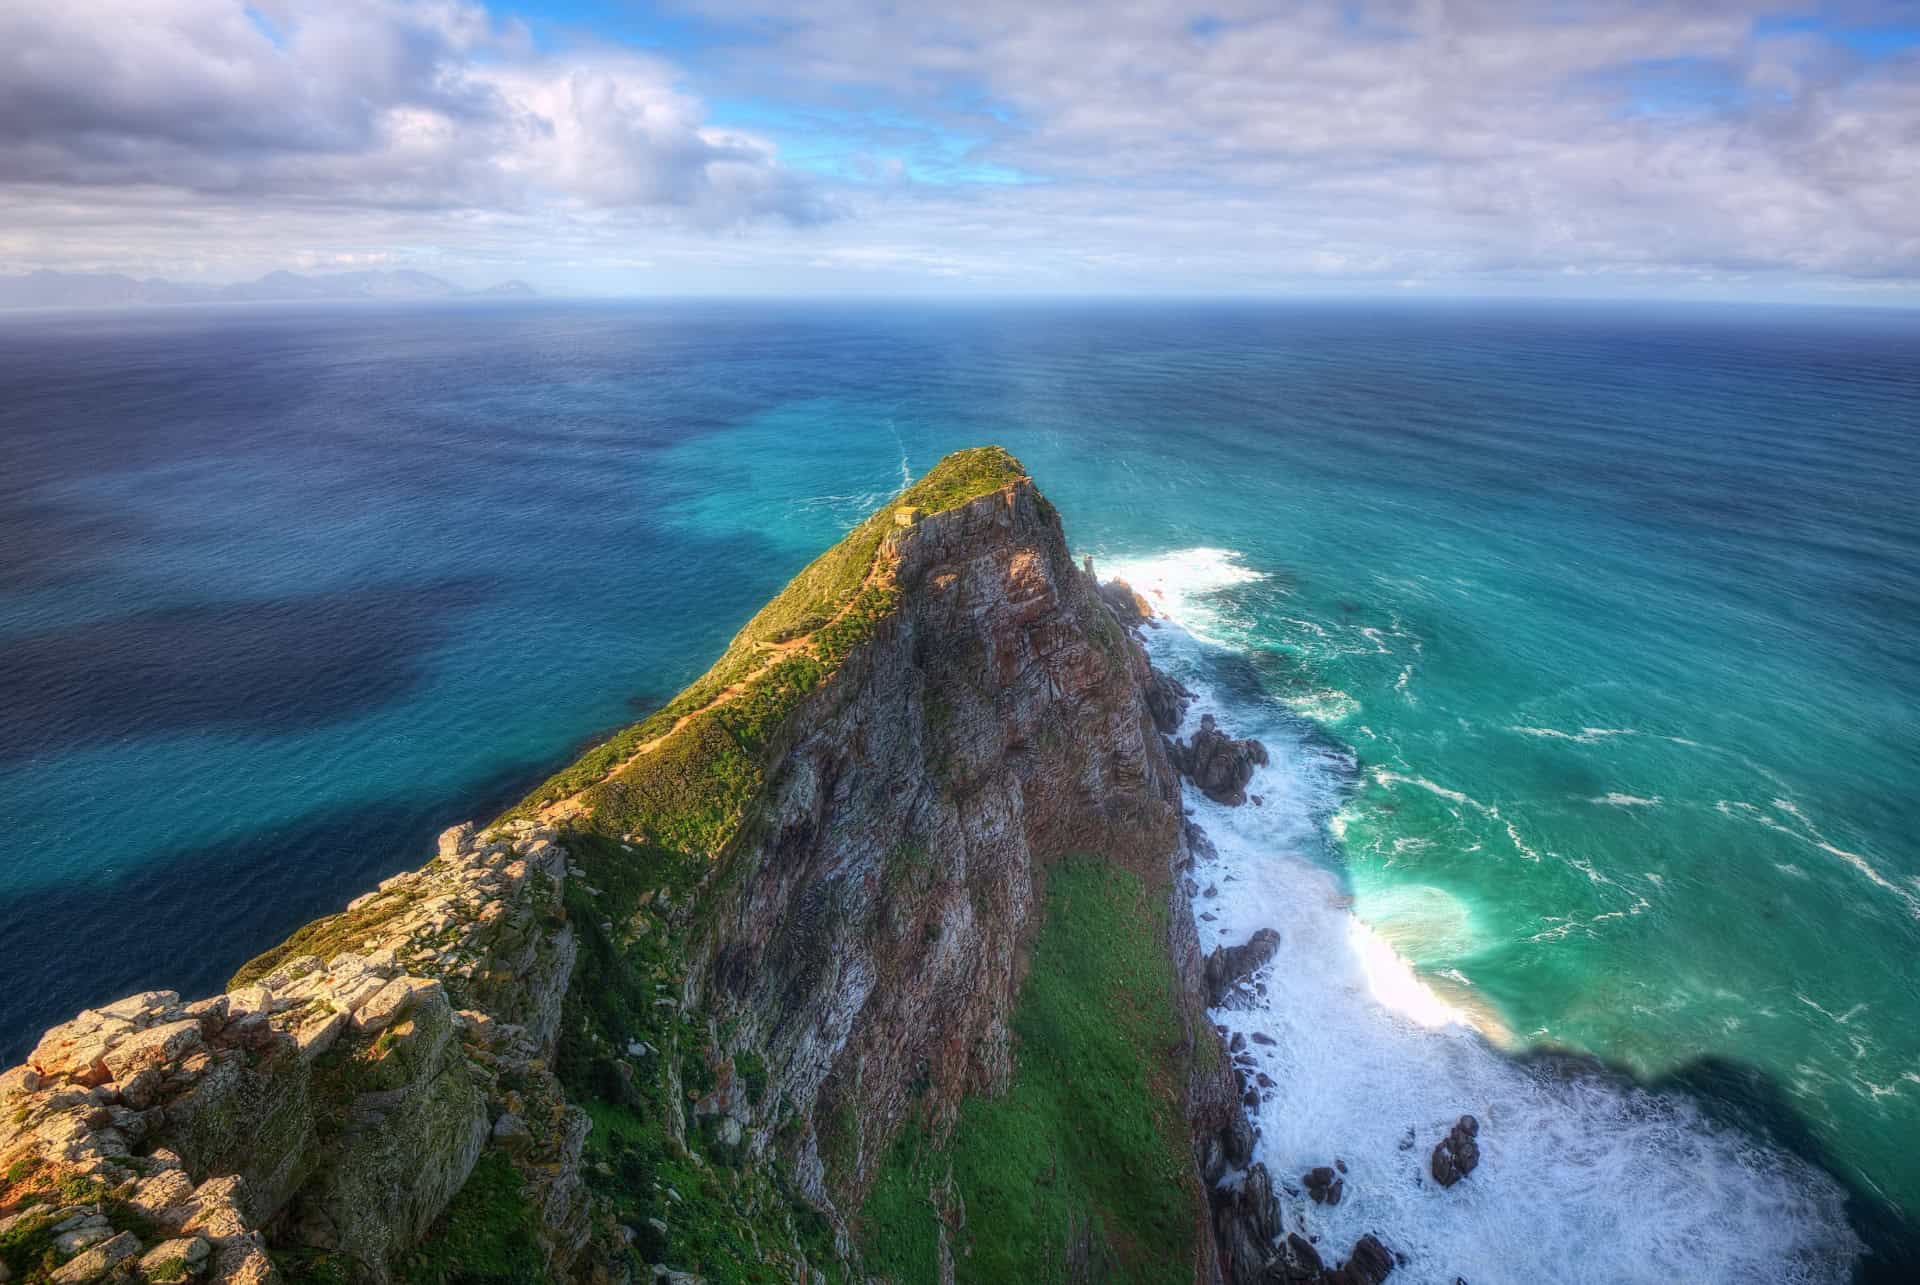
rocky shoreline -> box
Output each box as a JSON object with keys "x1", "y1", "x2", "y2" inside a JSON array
[{"x1": 1, "y1": 451, "x2": 1475, "y2": 1284}]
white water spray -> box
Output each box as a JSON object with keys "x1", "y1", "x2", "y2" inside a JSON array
[{"x1": 1106, "y1": 548, "x2": 1861, "y2": 1285}]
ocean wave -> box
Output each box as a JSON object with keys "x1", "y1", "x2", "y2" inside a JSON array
[
  {"x1": 1369, "y1": 767, "x2": 1545, "y2": 863},
  {"x1": 1124, "y1": 551, "x2": 1859, "y2": 1284},
  {"x1": 1507, "y1": 724, "x2": 1639, "y2": 744},
  {"x1": 1717, "y1": 798, "x2": 1920, "y2": 921},
  {"x1": 1590, "y1": 792, "x2": 1662, "y2": 807}
]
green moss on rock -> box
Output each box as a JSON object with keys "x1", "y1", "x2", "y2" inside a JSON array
[
  {"x1": 393, "y1": 1150, "x2": 550, "y2": 1285},
  {"x1": 499, "y1": 448, "x2": 1028, "y2": 840},
  {"x1": 857, "y1": 854, "x2": 1195, "y2": 1284}
]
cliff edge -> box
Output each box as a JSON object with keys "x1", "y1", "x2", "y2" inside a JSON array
[{"x1": 0, "y1": 449, "x2": 1246, "y2": 1285}]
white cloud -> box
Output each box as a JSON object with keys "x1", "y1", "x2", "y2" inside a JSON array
[
  {"x1": 0, "y1": 0, "x2": 828, "y2": 274},
  {"x1": 0, "y1": 0, "x2": 1916, "y2": 295}
]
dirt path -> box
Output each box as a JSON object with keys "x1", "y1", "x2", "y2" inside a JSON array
[{"x1": 536, "y1": 543, "x2": 901, "y2": 825}]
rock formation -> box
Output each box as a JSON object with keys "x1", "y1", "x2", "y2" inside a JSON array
[
  {"x1": 1206, "y1": 928, "x2": 1283, "y2": 1007},
  {"x1": 0, "y1": 448, "x2": 1409, "y2": 1285},
  {"x1": 1169, "y1": 714, "x2": 1271, "y2": 806},
  {"x1": 1431, "y1": 1114, "x2": 1481, "y2": 1188}
]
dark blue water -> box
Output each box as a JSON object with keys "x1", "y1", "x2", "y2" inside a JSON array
[{"x1": 2, "y1": 299, "x2": 1916, "y2": 1279}]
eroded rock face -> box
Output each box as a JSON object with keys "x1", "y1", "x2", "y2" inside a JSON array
[
  {"x1": 683, "y1": 480, "x2": 1196, "y2": 1215},
  {"x1": 0, "y1": 823, "x2": 591, "y2": 1284},
  {"x1": 1169, "y1": 714, "x2": 1271, "y2": 806},
  {"x1": 1431, "y1": 1114, "x2": 1481, "y2": 1188},
  {"x1": 1211, "y1": 1162, "x2": 1396, "y2": 1285},
  {"x1": 1206, "y1": 928, "x2": 1282, "y2": 1007},
  {"x1": 2, "y1": 469, "x2": 1244, "y2": 1285}
]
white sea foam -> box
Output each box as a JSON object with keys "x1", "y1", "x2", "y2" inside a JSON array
[
  {"x1": 1098, "y1": 546, "x2": 1266, "y2": 644},
  {"x1": 1591, "y1": 792, "x2": 1662, "y2": 807},
  {"x1": 1718, "y1": 798, "x2": 1920, "y2": 921},
  {"x1": 1109, "y1": 548, "x2": 1861, "y2": 1285},
  {"x1": 1508, "y1": 724, "x2": 1639, "y2": 744}
]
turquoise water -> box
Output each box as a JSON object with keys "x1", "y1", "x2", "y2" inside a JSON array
[{"x1": 1, "y1": 300, "x2": 1915, "y2": 1277}]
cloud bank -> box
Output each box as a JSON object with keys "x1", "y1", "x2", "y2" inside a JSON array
[{"x1": 2, "y1": 0, "x2": 1917, "y2": 297}]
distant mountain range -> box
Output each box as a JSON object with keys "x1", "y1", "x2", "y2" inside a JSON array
[{"x1": 0, "y1": 269, "x2": 537, "y2": 310}]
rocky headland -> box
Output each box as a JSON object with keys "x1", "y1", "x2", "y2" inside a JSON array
[{"x1": 1, "y1": 448, "x2": 1425, "y2": 1284}]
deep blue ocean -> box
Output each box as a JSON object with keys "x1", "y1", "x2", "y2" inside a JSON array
[{"x1": 1, "y1": 299, "x2": 1915, "y2": 1281}]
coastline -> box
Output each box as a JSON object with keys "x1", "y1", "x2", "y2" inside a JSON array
[{"x1": 1110, "y1": 551, "x2": 1876, "y2": 1284}]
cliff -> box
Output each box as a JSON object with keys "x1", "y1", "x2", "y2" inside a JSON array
[{"x1": 0, "y1": 449, "x2": 1252, "y2": 1285}]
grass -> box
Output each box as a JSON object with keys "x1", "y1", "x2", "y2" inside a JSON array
[
  {"x1": 551, "y1": 831, "x2": 847, "y2": 1285},
  {"x1": 857, "y1": 854, "x2": 1195, "y2": 1285},
  {"x1": 497, "y1": 447, "x2": 1028, "y2": 842},
  {"x1": 230, "y1": 891, "x2": 414, "y2": 989},
  {"x1": 392, "y1": 1151, "x2": 549, "y2": 1285},
  {"x1": 0, "y1": 1172, "x2": 159, "y2": 1283}
]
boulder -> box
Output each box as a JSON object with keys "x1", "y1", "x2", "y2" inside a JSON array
[
  {"x1": 100, "y1": 1019, "x2": 203, "y2": 1083},
  {"x1": 1330, "y1": 1234, "x2": 1396, "y2": 1285},
  {"x1": 138, "y1": 1236, "x2": 212, "y2": 1279},
  {"x1": 1430, "y1": 1114, "x2": 1480, "y2": 1188},
  {"x1": 492, "y1": 1112, "x2": 533, "y2": 1153},
  {"x1": 437, "y1": 822, "x2": 477, "y2": 859},
  {"x1": 1169, "y1": 715, "x2": 1270, "y2": 805},
  {"x1": 1144, "y1": 667, "x2": 1192, "y2": 734},
  {"x1": 352, "y1": 976, "x2": 440, "y2": 1034},
  {"x1": 49, "y1": 1230, "x2": 141, "y2": 1282},
  {"x1": 1097, "y1": 578, "x2": 1154, "y2": 627},
  {"x1": 1205, "y1": 929, "x2": 1282, "y2": 1007},
  {"x1": 1303, "y1": 1165, "x2": 1344, "y2": 1206}
]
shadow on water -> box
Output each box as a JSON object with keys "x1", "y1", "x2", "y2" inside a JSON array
[
  {"x1": 1506, "y1": 1046, "x2": 1919, "y2": 1283},
  {"x1": 0, "y1": 750, "x2": 570, "y2": 1066},
  {"x1": 0, "y1": 575, "x2": 497, "y2": 762}
]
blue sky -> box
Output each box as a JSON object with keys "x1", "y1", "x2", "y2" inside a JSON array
[{"x1": 1, "y1": 1, "x2": 1918, "y2": 299}]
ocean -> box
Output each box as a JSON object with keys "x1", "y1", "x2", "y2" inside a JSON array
[{"x1": 1, "y1": 298, "x2": 1915, "y2": 1281}]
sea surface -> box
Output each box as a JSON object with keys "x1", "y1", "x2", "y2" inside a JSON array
[{"x1": 1, "y1": 299, "x2": 1915, "y2": 1281}]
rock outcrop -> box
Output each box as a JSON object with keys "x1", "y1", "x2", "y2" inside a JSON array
[
  {"x1": 1145, "y1": 666, "x2": 1193, "y2": 735},
  {"x1": 1, "y1": 822, "x2": 599, "y2": 1284},
  {"x1": 1, "y1": 450, "x2": 1251, "y2": 1285},
  {"x1": 1211, "y1": 1162, "x2": 1396, "y2": 1285},
  {"x1": 1169, "y1": 714, "x2": 1271, "y2": 806},
  {"x1": 1431, "y1": 1114, "x2": 1481, "y2": 1188},
  {"x1": 1205, "y1": 927, "x2": 1283, "y2": 1007},
  {"x1": 1096, "y1": 577, "x2": 1156, "y2": 628}
]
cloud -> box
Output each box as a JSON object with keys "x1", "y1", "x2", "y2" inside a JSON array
[
  {"x1": 668, "y1": 0, "x2": 1920, "y2": 290},
  {"x1": 0, "y1": 0, "x2": 1915, "y2": 294},
  {"x1": 0, "y1": 0, "x2": 828, "y2": 225}
]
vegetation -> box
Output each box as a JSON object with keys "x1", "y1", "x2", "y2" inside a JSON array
[
  {"x1": 392, "y1": 1151, "x2": 549, "y2": 1285},
  {"x1": 857, "y1": 854, "x2": 1195, "y2": 1284},
  {"x1": 552, "y1": 831, "x2": 846, "y2": 1285},
  {"x1": 230, "y1": 892, "x2": 413, "y2": 989},
  {"x1": 0, "y1": 1171, "x2": 158, "y2": 1283},
  {"x1": 498, "y1": 447, "x2": 1027, "y2": 841}
]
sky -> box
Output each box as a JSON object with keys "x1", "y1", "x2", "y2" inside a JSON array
[{"x1": 2, "y1": 0, "x2": 1918, "y2": 300}]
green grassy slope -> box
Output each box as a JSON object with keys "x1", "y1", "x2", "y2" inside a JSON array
[{"x1": 857, "y1": 854, "x2": 1197, "y2": 1284}]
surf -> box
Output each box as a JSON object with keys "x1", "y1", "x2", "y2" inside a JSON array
[{"x1": 1108, "y1": 547, "x2": 1861, "y2": 1284}]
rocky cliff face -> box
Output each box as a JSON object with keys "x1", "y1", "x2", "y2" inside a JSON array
[
  {"x1": 686, "y1": 476, "x2": 1196, "y2": 1202},
  {"x1": 0, "y1": 449, "x2": 1244, "y2": 1285},
  {"x1": 0, "y1": 823, "x2": 592, "y2": 1284}
]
